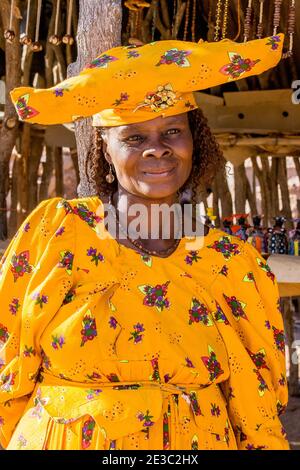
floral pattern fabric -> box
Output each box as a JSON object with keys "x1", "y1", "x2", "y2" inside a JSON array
[{"x1": 0, "y1": 197, "x2": 289, "y2": 450}]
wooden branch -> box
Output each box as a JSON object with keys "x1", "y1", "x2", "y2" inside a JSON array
[
  {"x1": 66, "y1": 0, "x2": 79, "y2": 65},
  {"x1": 234, "y1": 163, "x2": 247, "y2": 214},
  {"x1": 44, "y1": 2, "x2": 57, "y2": 88},
  {"x1": 0, "y1": 0, "x2": 21, "y2": 240},
  {"x1": 53, "y1": 45, "x2": 67, "y2": 82},
  {"x1": 39, "y1": 146, "x2": 54, "y2": 202},
  {"x1": 160, "y1": 0, "x2": 170, "y2": 29},
  {"x1": 172, "y1": 1, "x2": 186, "y2": 39},
  {"x1": 212, "y1": 179, "x2": 221, "y2": 227},
  {"x1": 217, "y1": 137, "x2": 300, "y2": 147},
  {"x1": 54, "y1": 146, "x2": 63, "y2": 196},
  {"x1": 278, "y1": 157, "x2": 293, "y2": 230},
  {"x1": 245, "y1": 169, "x2": 258, "y2": 215},
  {"x1": 152, "y1": 0, "x2": 169, "y2": 39},
  {"x1": 251, "y1": 155, "x2": 269, "y2": 226},
  {"x1": 270, "y1": 157, "x2": 279, "y2": 216},
  {"x1": 260, "y1": 157, "x2": 273, "y2": 222},
  {"x1": 27, "y1": 129, "x2": 44, "y2": 212},
  {"x1": 215, "y1": 164, "x2": 233, "y2": 219},
  {"x1": 21, "y1": 0, "x2": 37, "y2": 86},
  {"x1": 293, "y1": 156, "x2": 300, "y2": 182},
  {"x1": 141, "y1": 0, "x2": 154, "y2": 42}
]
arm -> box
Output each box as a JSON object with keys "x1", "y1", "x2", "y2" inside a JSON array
[
  {"x1": 210, "y1": 241, "x2": 290, "y2": 450},
  {"x1": 0, "y1": 197, "x2": 75, "y2": 448}
]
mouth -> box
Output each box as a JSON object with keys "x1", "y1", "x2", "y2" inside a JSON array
[{"x1": 142, "y1": 166, "x2": 177, "y2": 178}]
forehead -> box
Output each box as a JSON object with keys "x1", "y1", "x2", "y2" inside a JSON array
[{"x1": 106, "y1": 113, "x2": 189, "y2": 136}]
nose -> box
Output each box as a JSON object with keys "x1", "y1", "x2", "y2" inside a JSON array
[{"x1": 142, "y1": 145, "x2": 172, "y2": 159}]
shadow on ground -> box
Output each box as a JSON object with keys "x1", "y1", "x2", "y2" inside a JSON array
[{"x1": 280, "y1": 395, "x2": 300, "y2": 450}]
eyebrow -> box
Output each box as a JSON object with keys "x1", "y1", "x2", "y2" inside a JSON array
[{"x1": 119, "y1": 118, "x2": 186, "y2": 133}]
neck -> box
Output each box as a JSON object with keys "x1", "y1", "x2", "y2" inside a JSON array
[
  {"x1": 103, "y1": 186, "x2": 209, "y2": 253},
  {"x1": 112, "y1": 185, "x2": 181, "y2": 244}
]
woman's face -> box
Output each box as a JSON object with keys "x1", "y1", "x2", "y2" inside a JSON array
[{"x1": 101, "y1": 112, "x2": 193, "y2": 200}]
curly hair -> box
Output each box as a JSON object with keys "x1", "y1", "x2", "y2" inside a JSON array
[{"x1": 85, "y1": 108, "x2": 225, "y2": 204}]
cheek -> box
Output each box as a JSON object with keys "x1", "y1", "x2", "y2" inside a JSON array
[
  {"x1": 178, "y1": 140, "x2": 193, "y2": 172},
  {"x1": 109, "y1": 145, "x2": 139, "y2": 177}
]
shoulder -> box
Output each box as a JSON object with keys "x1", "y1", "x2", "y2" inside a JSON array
[
  {"x1": 28, "y1": 195, "x2": 103, "y2": 227},
  {"x1": 206, "y1": 228, "x2": 270, "y2": 276},
  {"x1": 12, "y1": 195, "x2": 102, "y2": 246}
]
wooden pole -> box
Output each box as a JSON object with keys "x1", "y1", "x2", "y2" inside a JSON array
[{"x1": 0, "y1": 0, "x2": 21, "y2": 240}]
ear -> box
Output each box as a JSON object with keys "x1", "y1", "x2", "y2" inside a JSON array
[{"x1": 100, "y1": 131, "x2": 112, "y2": 165}]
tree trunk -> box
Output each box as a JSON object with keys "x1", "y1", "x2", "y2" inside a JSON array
[
  {"x1": 9, "y1": 152, "x2": 19, "y2": 237},
  {"x1": 278, "y1": 157, "x2": 293, "y2": 231},
  {"x1": 234, "y1": 163, "x2": 247, "y2": 214},
  {"x1": 251, "y1": 155, "x2": 269, "y2": 227},
  {"x1": 293, "y1": 156, "x2": 300, "y2": 182},
  {"x1": 67, "y1": 0, "x2": 122, "y2": 197},
  {"x1": 0, "y1": 0, "x2": 21, "y2": 239},
  {"x1": 54, "y1": 147, "x2": 64, "y2": 197},
  {"x1": 260, "y1": 157, "x2": 273, "y2": 224},
  {"x1": 27, "y1": 129, "x2": 44, "y2": 212},
  {"x1": 216, "y1": 165, "x2": 233, "y2": 219},
  {"x1": 212, "y1": 179, "x2": 220, "y2": 227},
  {"x1": 40, "y1": 146, "x2": 54, "y2": 202},
  {"x1": 245, "y1": 170, "x2": 258, "y2": 216},
  {"x1": 270, "y1": 157, "x2": 280, "y2": 217}
]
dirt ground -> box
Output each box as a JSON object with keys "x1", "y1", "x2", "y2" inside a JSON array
[{"x1": 280, "y1": 395, "x2": 300, "y2": 450}]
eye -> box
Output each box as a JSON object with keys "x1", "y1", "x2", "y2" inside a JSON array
[
  {"x1": 166, "y1": 128, "x2": 181, "y2": 135},
  {"x1": 125, "y1": 135, "x2": 143, "y2": 142}
]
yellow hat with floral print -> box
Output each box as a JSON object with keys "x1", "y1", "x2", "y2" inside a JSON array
[{"x1": 10, "y1": 34, "x2": 284, "y2": 127}]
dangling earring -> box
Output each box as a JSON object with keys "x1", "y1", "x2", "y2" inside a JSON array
[{"x1": 106, "y1": 164, "x2": 115, "y2": 183}]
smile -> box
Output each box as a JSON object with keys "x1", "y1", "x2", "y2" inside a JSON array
[{"x1": 142, "y1": 167, "x2": 176, "y2": 178}]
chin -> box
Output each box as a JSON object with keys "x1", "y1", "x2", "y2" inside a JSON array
[{"x1": 137, "y1": 184, "x2": 180, "y2": 200}]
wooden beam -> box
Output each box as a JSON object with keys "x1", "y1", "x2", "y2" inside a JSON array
[
  {"x1": 195, "y1": 90, "x2": 300, "y2": 134},
  {"x1": 218, "y1": 137, "x2": 300, "y2": 147}
]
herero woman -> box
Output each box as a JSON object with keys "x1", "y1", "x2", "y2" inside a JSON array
[{"x1": 0, "y1": 34, "x2": 290, "y2": 450}]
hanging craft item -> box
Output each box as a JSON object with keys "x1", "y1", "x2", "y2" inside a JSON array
[
  {"x1": 183, "y1": 0, "x2": 190, "y2": 41},
  {"x1": 171, "y1": 0, "x2": 177, "y2": 39},
  {"x1": 124, "y1": 1, "x2": 150, "y2": 41},
  {"x1": 221, "y1": 0, "x2": 229, "y2": 39},
  {"x1": 256, "y1": 0, "x2": 264, "y2": 39},
  {"x1": 63, "y1": 0, "x2": 74, "y2": 45},
  {"x1": 222, "y1": 217, "x2": 233, "y2": 235},
  {"x1": 214, "y1": 0, "x2": 223, "y2": 41},
  {"x1": 233, "y1": 0, "x2": 241, "y2": 40},
  {"x1": 282, "y1": 0, "x2": 296, "y2": 58},
  {"x1": 4, "y1": 0, "x2": 16, "y2": 43},
  {"x1": 191, "y1": 0, "x2": 197, "y2": 42},
  {"x1": 246, "y1": 215, "x2": 266, "y2": 253},
  {"x1": 265, "y1": 216, "x2": 289, "y2": 254},
  {"x1": 243, "y1": 0, "x2": 252, "y2": 42},
  {"x1": 20, "y1": 0, "x2": 33, "y2": 45},
  {"x1": 288, "y1": 220, "x2": 300, "y2": 256},
  {"x1": 49, "y1": 0, "x2": 62, "y2": 45},
  {"x1": 273, "y1": 0, "x2": 282, "y2": 36},
  {"x1": 31, "y1": 0, "x2": 43, "y2": 51},
  {"x1": 151, "y1": 1, "x2": 158, "y2": 41},
  {"x1": 231, "y1": 213, "x2": 250, "y2": 241},
  {"x1": 205, "y1": 208, "x2": 217, "y2": 228},
  {"x1": 124, "y1": 1, "x2": 150, "y2": 10}
]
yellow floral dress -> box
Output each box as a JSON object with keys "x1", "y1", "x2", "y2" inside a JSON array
[{"x1": 0, "y1": 196, "x2": 289, "y2": 450}]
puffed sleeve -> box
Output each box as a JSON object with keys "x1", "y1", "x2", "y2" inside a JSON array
[
  {"x1": 209, "y1": 240, "x2": 290, "y2": 450},
  {"x1": 0, "y1": 197, "x2": 76, "y2": 448}
]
